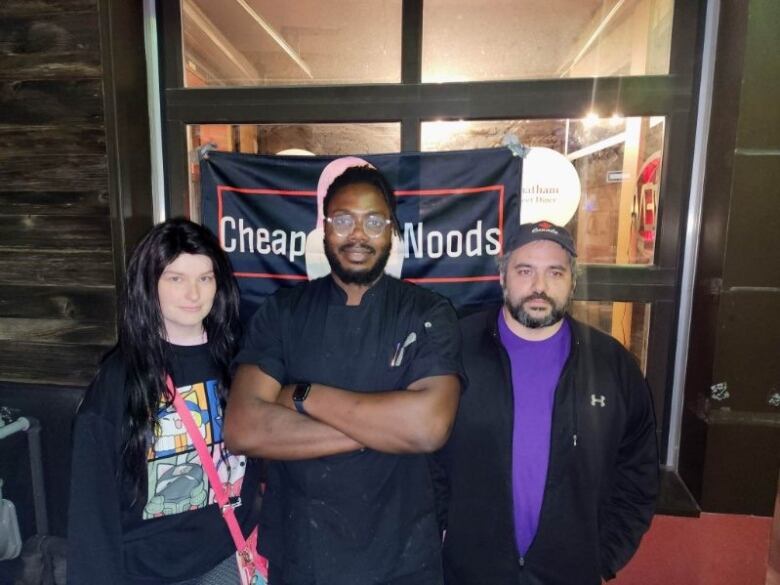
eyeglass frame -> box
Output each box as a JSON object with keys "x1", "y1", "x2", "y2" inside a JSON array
[{"x1": 324, "y1": 212, "x2": 394, "y2": 238}]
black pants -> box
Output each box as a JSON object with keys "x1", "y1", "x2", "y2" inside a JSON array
[
  {"x1": 171, "y1": 555, "x2": 239, "y2": 585},
  {"x1": 268, "y1": 564, "x2": 442, "y2": 585}
]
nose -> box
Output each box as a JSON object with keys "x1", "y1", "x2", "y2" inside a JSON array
[
  {"x1": 347, "y1": 218, "x2": 370, "y2": 242},
  {"x1": 531, "y1": 272, "x2": 547, "y2": 293},
  {"x1": 185, "y1": 280, "x2": 200, "y2": 301}
]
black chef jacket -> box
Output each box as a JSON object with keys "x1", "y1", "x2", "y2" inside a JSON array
[{"x1": 235, "y1": 274, "x2": 463, "y2": 585}]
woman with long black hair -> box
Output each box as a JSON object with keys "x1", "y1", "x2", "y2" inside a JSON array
[{"x1": 67, "y1": 218, "x2": 262, "y2": 584}]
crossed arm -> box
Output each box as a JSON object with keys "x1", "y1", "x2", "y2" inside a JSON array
[{"x1": 223, "y1": 363, "x2": 460, "y2": 460}]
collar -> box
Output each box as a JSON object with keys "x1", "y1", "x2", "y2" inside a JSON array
[{"x1": 326, "y1": 272, "x2": 389, "y2": 306}]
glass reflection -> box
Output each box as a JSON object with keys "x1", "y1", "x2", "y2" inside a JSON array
[
  {"x1": 182, "y1": 0, "x2": 402, "y2": 87},
  {"x1": 423, "y1": 0, "x2": 674, "y2": 82},
  {"x1": 421, "y1": 117, "x2": 665, "y2": 266},
  {"x1": 184, "y1": 123, "x2": 401, "y2": 220}
]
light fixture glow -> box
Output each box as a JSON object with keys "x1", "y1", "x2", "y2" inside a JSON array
[
  {"x1": 421, "y1": 120, "x2": 470, "y2": 146},
  {"x1": 583, "y1": 112, "x2": 600, "y2": 128}
]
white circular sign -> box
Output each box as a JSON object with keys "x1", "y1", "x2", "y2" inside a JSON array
[
  {"x1": 276, "y1": 148, "x2": 315, "y2": 156},
  {"x1": 520, "y1": 147, "x2": 581, "y2": 225}
]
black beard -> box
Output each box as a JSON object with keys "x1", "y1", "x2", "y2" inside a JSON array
[
  {"x1": 324, "y1": 240, "x2": 391, "y2": 285},
  {"x1": 505, "y1": 292, "x2": 568, "y2": 329}
]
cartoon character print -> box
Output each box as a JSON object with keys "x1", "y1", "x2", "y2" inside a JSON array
[
  {"x1": 148, "y1": 381, "x2": 217, "y2": 460},
  {"x1": 144, "y1": 451, "x2": 208, "y2": 517},
  {"x1": 143, "y1": 379, "x2": 247, "y2": 519},
  {"x1": 210, "y1": 444, "x2": 247, "y2": 504}
]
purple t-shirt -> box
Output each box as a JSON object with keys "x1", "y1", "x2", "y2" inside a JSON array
[{"x1": 498, "y1": 311, "x2": 571, "y2": 555}]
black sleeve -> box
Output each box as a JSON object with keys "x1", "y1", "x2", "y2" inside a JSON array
[
  {"x1": 66, "y1": 411, "x2": 125, "y2": 584},
  {"x1": 599, "y1": 353, "x2": 660, "y2": 580},
  {"x1": 404, "y1": 298, "x2": 466, "y2": 387},
  {"x1": 233, "y1": 294, "x2": 287, "y2": 385}
]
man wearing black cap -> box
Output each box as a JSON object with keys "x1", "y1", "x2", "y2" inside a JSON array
[{"x1": 435, "y1": 220, "x2": 658, "y2": 585}]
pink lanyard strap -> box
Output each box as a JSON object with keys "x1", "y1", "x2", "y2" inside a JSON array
[{"x1": 166, "y1": 375, "x2": 260, "y2": 567}]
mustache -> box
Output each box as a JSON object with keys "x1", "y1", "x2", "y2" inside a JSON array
[
  {"x1": 339, "y1": 243, "x2": 375, "y2": 255},
  {"x1": 521, "y1": 292, "x2": 555, "y2": 304}
]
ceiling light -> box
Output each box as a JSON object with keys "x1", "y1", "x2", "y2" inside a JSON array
[{"x1": 583, "y1": 112, "x2": 600, "y2": 128}]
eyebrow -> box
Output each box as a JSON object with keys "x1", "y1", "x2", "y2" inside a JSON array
[
  {"x1": 162, "y1": 269, "x2": 215, "y2": 276},
  {"x1": 330, "y1": 209, "x2": 387, "y2": 216},
  {"x1": 511, "y1": 262, "x2": 569, "y2": 271}
]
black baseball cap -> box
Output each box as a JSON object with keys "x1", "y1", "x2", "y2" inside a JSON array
[{"x1": 505, "y1": 220, "x2": 577, "y2": 257}]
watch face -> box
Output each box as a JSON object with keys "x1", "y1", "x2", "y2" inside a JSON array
[
  {"x1": 293, "y1": 383, "x2": 310, "y2": 414},
  {"x1": 294, "y1": 383, "x2": 310, "y2": 402}
]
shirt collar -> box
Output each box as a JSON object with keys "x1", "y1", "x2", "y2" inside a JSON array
[{"x1": 326, "y1": 272, "x2": 389, "y2": 306}]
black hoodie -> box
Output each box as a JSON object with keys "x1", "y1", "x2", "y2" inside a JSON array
[{"x1": 435, "y1": 308, "x2": 658, "y2": 585}]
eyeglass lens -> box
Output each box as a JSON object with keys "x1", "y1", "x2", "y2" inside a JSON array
[{"x1": 329, "y1": 214, "x2": 389, "y2": 237}]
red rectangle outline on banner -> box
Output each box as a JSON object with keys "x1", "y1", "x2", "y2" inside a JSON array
[
  {"x1": 395, "y1": 185, "x2": 504, "y2": 284},
  {"x1": 217, "y1": 184, "x2": 504, "y2": 284},
  {"x1": 218, "y1": 185, "x2": 315, "y2": 281}
]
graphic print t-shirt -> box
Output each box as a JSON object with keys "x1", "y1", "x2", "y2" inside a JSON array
[
  {"x1": 68, "y1": 342, "x2": 263, "y2": 584},
  {"x1": 143, "y1": 346, "x2": 248, "y2": 520}
]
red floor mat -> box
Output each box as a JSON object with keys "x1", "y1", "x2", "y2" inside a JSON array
[{"x1": 614, "y1": 513, "x2": 773, "y2": 585}]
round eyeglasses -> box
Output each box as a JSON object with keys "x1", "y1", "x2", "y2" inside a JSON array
[{"x1": 325, "y1": 213, "x2": 392, "y2": 238}]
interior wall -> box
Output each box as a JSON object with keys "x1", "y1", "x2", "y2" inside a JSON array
[
  {"x1": 0, "y1": 0, "x2": 152, "y2": 537},
  {"x1": 0, "y1": 0, "x2": 116, "y2": 385},
  {"x1": 681, "y1": 0, "x2": 780, "y2": 515}
]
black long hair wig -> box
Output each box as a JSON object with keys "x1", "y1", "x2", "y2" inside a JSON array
[{"x1": 118, "y1": 217, "x2": 240, "y2": 493}]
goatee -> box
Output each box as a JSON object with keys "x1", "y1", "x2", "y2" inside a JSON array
[
  {"x1": 505, "y1": 292, "x2": 567, "y2": 329},
  {"x1": 325, "y1": 241, "x2": 391, "y2": 285}
]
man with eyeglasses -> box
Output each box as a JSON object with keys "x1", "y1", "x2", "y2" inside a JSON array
[{"x1": 226, "y1": 163, "x2": 464, "y2": 585}]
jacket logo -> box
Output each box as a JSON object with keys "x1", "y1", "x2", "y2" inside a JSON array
[{"x1": 590, "y1": 394, "x2": 606, "y2": 407}]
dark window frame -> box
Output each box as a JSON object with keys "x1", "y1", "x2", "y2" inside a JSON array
[{"x1": 155, "y1": 0, "x2": 708, "y2": 461}]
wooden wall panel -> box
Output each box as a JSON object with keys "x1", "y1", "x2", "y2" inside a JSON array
[
  {"x1": 0, "y1": 250, "x2": 114, "y2": 288},
  {"x1": 0, "y1": 284, "x2": 115, "y2": 320},
  {"x1": 0, "y1": 1, "x2": 98, "y2": 19},
  {"x1": 0, "y1": 80, "x2": 103, "y2": 124},
  {"x1": 0, "y1": 213, "x2": 111, "y2": 248},
  {"x1": 0, "y1": 53, "x2": 100, "y2": 82},
  {"x1": 0, "y1": 0, "x2": 151, "y2": 390},
  {"x1": 0, "y1": 318, "x2": 114, "y2": 345},
  {"x1": 0, "y1": 125, "x2": 107, "y2": 156},
  {"x1": 0, "y1": 191, "x2": 108, "y2": 215},
  {"x1": 0, "y1": 214, "x2": 111, "y2": 250},
  {"x1": 0, "y1": 154, "x2": 107, "y2": 191},
  {"x1": 0, "y1": 10, "x2": 101, "y2": 81},
  {"x1": 0, "y1": 0, "x2": 152, "y2": 540},
  {"x1": 0, "y1": 341, "x2": 107, "y2": 386}
]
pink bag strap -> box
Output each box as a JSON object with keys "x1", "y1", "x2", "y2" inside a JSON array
[{"x1": 166, "y1": 375, "x2": 262, "y2": 571}]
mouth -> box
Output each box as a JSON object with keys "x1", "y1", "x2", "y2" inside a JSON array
[
  {"x1": 340, "y1": 244, "x2": 375, "y2": 263},
  {"x1": 179, "y1": 306, "x2": 203, "y2": 312},
  {"x1": 522, "y1": 295, "x2": 553, "y2": 312}
]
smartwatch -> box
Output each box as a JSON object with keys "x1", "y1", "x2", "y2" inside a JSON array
[{"x1": 292, "y1": 382, "x2": 312, "y2": 414}]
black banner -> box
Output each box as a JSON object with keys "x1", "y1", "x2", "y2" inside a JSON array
[{"x1": 200, "y1": 148, "x2": 521, "y2": 318}]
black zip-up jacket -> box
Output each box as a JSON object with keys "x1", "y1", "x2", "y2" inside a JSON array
[{"x1": 435, "y1": 308, "x2": 659, "y2": 585}]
